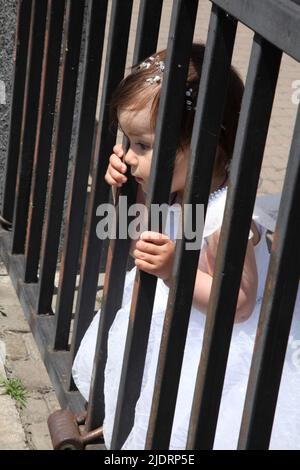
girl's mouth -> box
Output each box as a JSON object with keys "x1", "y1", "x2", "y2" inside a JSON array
[{"x1": 134, "y1": 176, "x2": 143, "y2": 184}]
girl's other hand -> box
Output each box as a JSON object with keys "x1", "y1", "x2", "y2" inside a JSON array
[
  {"x1": 133, "y1": 231, "x2": 175, "y2": 286},
  {"x1": 105, "y1": 144, "x2": 128, "y2": 187}
]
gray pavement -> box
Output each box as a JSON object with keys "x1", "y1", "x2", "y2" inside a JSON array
[
  {"x1": 1, "y1": 0, "x2": 300, "y2": 450},
  {"x1": 0, "y1": 261, "x2": 60, "y2": 450}
]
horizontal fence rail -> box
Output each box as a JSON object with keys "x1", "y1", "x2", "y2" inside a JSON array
[
  {"x1": 0, "y1": 0, "x2": 299, "y2": 450},
  {"x1": 213, "y1": 0, "x2": 300, "y2": 62}
]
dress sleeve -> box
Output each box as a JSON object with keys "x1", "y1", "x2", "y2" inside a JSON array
[
  {"x1": 203, "y1": 189, "x2": 280, "y2": 243},
  {"x1": 252, "y1": 193, "x2": 281, "y2": 232}
]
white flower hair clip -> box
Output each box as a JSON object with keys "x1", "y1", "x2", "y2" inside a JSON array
[
  {"x1": 146, "y1": 75, "x2": 161, "y2": 84},
  {"x1": 185, "y1": 88, "x2": 195, "y2": 111},
  {"x1": 137, "y1": 56, "x2": 197, "y2": 111},
  {"x1": 138, "y1": 57, "x2": 165, "y2": 83}
]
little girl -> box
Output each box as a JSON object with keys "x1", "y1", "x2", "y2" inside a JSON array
[{"x1": 72, "y1": 44, "x2": 300, "y2": 449}]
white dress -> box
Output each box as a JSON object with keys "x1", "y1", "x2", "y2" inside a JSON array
[{"x1": 72, "y1": 187, "x2": 300, "y2": 450}]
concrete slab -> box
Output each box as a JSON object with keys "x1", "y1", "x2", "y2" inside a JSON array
[
  {"x1": 0, "y1": 263, "x2": 60, "y2": 450},
  {"x1": 0, "y1": 340, "x2": 28, "y2": 450}
]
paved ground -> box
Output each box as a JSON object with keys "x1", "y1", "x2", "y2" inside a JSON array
[
  {"x1": 0, "y1": 0, "x2": 300, "y2": 450},
  {"x1": 0, "y1": 261, "x2": 60, "y2": 450}
]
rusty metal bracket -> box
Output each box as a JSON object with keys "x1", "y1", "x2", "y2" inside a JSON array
[{"x1": 47, "y1": 409, "x2": 104, "y2": 450}]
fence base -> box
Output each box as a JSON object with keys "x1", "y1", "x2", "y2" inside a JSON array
[{"x1": 0, "y1": 228, "x2": 86, "y2": 415}]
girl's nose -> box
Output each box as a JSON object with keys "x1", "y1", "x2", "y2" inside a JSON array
[{"x1": 124, "y1": 148, "x2": 138, "y2": 167}]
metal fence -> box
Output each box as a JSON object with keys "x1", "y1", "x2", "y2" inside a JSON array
[{"x1": 0, "y1": 0, "x2": 300, "y2": 450}]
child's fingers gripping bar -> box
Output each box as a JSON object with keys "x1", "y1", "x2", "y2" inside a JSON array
[
  {"x1": 140, "y1": 231, "x2": 169, "y2": 243},
  {"x1": 112, "y1": 145, "x2": 127, "y2": 174}
]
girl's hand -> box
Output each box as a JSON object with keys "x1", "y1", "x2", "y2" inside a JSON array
[
  {"x1": 105, "y1": 144, "x2": 128, "y2": 187},
  {"x1": 133, "y1": 231, "x2": 175, "y2": 285}
]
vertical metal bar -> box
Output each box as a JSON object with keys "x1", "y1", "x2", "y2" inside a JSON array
[
  {"x1": 1, "y1": 0, "x2": 32, "y2": 226},
  {"x1": 24, "y1": 0, "x2": 66, "y2": 283},
  {"x1": 238, "y1": 107, "x2": 300, "y2": 449},
  {"x1": 11, "y1": 0, "x2": 47, "y2": 254},
  {"x1": 145, "y1": 5, "x2": 237, "y2": 450},
  {"x1": 52, "y1": 0, "x2": 108, "y2": 350},
  {"x1": 68, "y1": 0, "x2": 133, "y2": 387},
  {"x1": 85, "y1": 0, "x2": 164, "y2": 432},
  {"x1": 186, "y1": 35, "x2": 282, "y2": 450},
  {"x1": 131, "y1": 0, "x2": 163, "y2": 65},
  {"x1": 36, "y1": 0, "x2": 85, "y2": 315},
  {"x1": 110, "y1": 0, "x2": 199, "y2": 450}
]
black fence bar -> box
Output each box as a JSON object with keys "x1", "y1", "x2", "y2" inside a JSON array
[
  {"x1": 186, "y1": 35, "x2": 282, "y2": 450},
  {"x1": 131, "y1": 0, "x2": 163, "y2": 65},
  {"x1": 212, "y1": 0, "x2": 300, "y2": 62},
  {"x1": 11, "y1": 0, "x2": 47, "y2": 254},
  {"x1": 1, "y1": 0, "x2": 32, "y2": 227},
  {"x1": 238, "y1": 107, "x2": 300, "y2": 449},
  {"x1": 36, "y1": 0, "x2": 85, "y2": 315},
  {"x1": 68, "y1": 0, "x2": 134, "y2": 389},
  {"x1": 85, "y1": 0, "x2": 164, "y2": 433},
  {"x1": 145, "y1": 5, "x2": 237, "y2": 450},
  {"x1": 24, "y1": 0, "x2": 66, "y2": 283},
  {"x1": 53, "y1": 0, "x2": 109, "y2": 351},
  {"x1": 110, "y1": 0, "x2": 199, "y2": 450}
]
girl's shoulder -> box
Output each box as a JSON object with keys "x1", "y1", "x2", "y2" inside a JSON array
[{"x1": 204, "y1": 188, "x2": 281, "y2": 241}]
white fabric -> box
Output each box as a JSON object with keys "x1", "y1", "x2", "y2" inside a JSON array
[
  {"x1": 72, "y1": 188, "x2": 300, "y2": 449},
  {"x1": 202, "y1": 188, "x2": 281, "y2": 240}
]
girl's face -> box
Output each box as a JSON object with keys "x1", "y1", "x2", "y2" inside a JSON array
[{"x1": 118, "y1": 103, "x2": 188, "y2": 199}]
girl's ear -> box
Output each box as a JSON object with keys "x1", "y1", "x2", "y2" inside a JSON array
[{"x1": 175, "y1": 145, "x2": 189, "y2": 164}]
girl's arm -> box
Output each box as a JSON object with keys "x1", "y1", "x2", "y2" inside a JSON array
[
  {"x1": 133, "y1": 225, "x2": 258, "y2": 324},
  {"x1": 193, "y1": 229, "x2": 258, "y2": 323}
]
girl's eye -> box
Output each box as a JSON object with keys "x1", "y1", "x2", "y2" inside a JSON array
[{"x1": 136, "y1": 142, "x2": 149, "y2": 151}]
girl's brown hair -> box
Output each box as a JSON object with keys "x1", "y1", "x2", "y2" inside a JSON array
[{"x1": 110, "y1": 43, "x2": 244, "y2": 176}]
